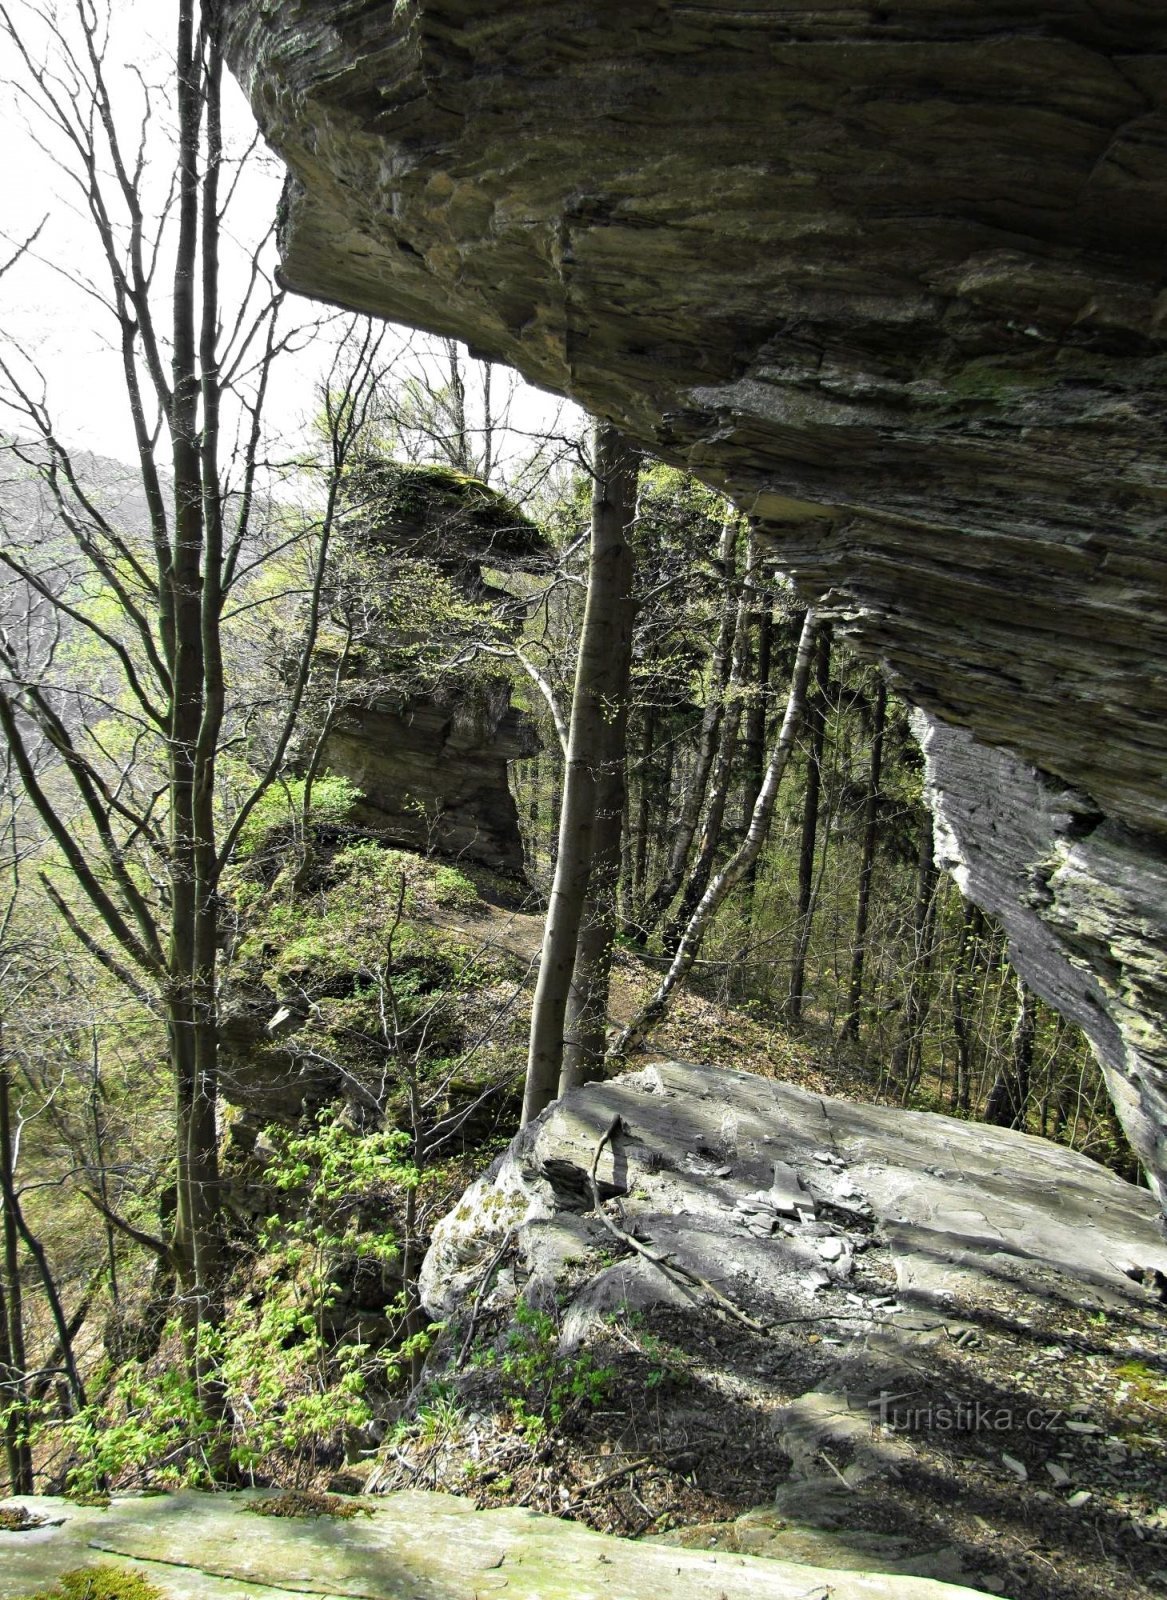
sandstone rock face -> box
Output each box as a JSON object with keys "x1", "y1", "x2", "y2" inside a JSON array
[
  {"x1": 316, "y1": 464, "x2": 547, "y2": 875},
  {"x1": 326, "y1": 684, "x2": 533, "y2": 875},
  {"x1": 222, "y1": 4, "x2": 1167, "y2": 1187}
]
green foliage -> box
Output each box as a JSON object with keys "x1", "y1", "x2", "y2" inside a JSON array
[
  {"x1": 235, "y1": 775, "x2": 362, "y2": 862},
  {"x1": 259, "y1": 1111, "x2": 415, "y2": 1270},
  {"x1": 481, "y1": 1299, "x2": 614, "y2": 1443},
  {"x1": 53, "y1": 1358, "x2": 219, "y2": 1495},
  {"x1": 25, "y1": 1569, "x2": 167, "y2": 1600},
  {"x1": 47, "y1": 1113, "x2": 438, "y2": 1492}
]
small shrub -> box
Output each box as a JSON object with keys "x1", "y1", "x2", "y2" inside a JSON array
[{"x1": 485, "y1": 1300, "x2": 614, "y2": 1440}]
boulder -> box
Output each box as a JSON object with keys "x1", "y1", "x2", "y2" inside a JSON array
[{"x1": 421, "y1": 1059, "x2": 1167, "y2": 1338}]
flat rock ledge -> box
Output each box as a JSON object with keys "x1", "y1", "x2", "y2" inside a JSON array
[{"x1": 3, "y1": 1487, "x2": 993, "y2": 1600}]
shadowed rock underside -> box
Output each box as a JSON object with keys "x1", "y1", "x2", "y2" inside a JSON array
[{"x1": 222, "y1": 2, "x2": 1167, "y2": 1191}]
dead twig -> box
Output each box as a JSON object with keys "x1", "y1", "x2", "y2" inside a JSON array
[
  {"x1": 457, "y1": 1226, "x2": 517, "y2": 1369},
  {"x1": 587, "y1": 1116, "x2": 769, "y2": 1337}
]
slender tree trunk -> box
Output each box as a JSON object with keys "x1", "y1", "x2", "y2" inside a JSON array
[
  {"x1": 985, "y1": 975, "x2": 1037, "y2": 1129},
  {"x1": 611, "y1": 610, "x2": 819, "y2": 1058},
  {"x1": 740, "y1": 587, "x2": 773, "y2": 904},
  {"x1": 949, "y1": 898, "x2": 984, "y2": 1112},
  {"x1": 892, "y1": 817, "x2": 940, "y2": 1103},
  {"x1": 786, "y1": 625, "x2": 832, "y2": 1023},
  {"x1": 0, "y1": 1047, "x2": 85, "y2": 1416},
  {"x1": 841, "y1": 675, "x2": 886, "y2": 1042},
  {"x1": 561, "y1": 751, "x2": 631, "y2": 1090},
  {"x1": 639, "y1": 514, "x2": 740, "y2": 937},
  {"x1": 562, "y1": 499, "x2": 638, "y2": 1090},
  {"x1": 522, "y1": 425, "x2": 640, "y2": 1124},
  {"x1": 630, "y1": 706, "x2": 656, "y2": 917},
  {"x1": 663, "y1": 531, "x2": 760, "y2": 952},
  {"x1": 0, "y1": 1047, "x2": 32, "y2": 1493}
]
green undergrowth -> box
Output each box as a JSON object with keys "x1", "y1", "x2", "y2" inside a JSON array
[{"x1": 42, "y1": 828, "x2": 529, "y2": 1494}]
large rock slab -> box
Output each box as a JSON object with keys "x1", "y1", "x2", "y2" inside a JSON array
[
  {"x1": 422, "y1": 1061, "x2": 1167, "y2": 1336},
  {"x1": 1, "y1": 1488, "x2": 999, "y2": 1600},
  {"x1": 220, "y1": 0, "x2": 1167, "y2": 1192}
]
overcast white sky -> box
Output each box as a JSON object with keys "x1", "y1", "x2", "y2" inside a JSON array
[{"x1": 0, "y1": 1, "x2": 580, "y2": 479}]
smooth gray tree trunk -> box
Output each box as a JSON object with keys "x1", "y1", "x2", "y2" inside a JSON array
[{"x1": 522, "y1": 424, "x2": 640, "y2": 1124}]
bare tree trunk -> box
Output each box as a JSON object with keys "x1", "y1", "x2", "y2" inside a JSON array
[
  {"x1": 629, "y1": 706, "x2": 656, "y2": 918},
  {"x1": 663, "y1": 531, "x2": 760, "y2": 952},
  {"x1": 0, "y1": 1047, "x2": 32, "y2": 1493},
  {"x1": 786, "y1": 624, "x2": 832, "y2": 1023},
  {"x1": 639, "y1": 514, "x2": 740, "y2": 937},
  {"x1": 561, "y1": 748, "x2": 631, "y2": 1090},
  {"x1": 522, "y1": 425, "x2": 640, "y2": 1123},
  {"x1": 985, "y1": 974, "x2": 1037, "y2": 1129},
  {"x1": 739, "y1": 585, "x2": 773, "y2": 904},
  {"x1": 949, "y1": 898, "x2": 983, "y2": 1112},
  {"x1": 0, "y1": 1042, "x2": 85, "y2": 1416},
  {"x1": 892, "y1": 818, "x2": 940, "y2": 1103},
  {"x1": 611, "y1": 610, "x2": 819, "y2": 1059},
  {"x1": 841, "y1": 675, "x2": 887, "y2": 1042}
]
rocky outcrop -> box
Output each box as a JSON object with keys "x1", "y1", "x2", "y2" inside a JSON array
[
  {"x1": 222, "y1": 5, "x2": 1167, "y2": 1188},
  {"x1": 420, "y1": 1060, "x2": 1167, "y2": 1593},
  {"x1": 421, "y1": 1059, "x2": 1167, "y2": 1335},
  {"x1": 326, "y1": 682, "x2": 534, "y2": 875},
  {"x1": 317, "y1": 464, "x2": 547, "y2": 874}
]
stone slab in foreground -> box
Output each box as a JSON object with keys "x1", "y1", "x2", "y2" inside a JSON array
[{"x1": 2, "y1": 1489, "x2": 999, "y2": 1600}]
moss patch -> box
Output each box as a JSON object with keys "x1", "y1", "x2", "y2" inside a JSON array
[
  {"x1": 0, "y1": 1506, "x2": 47, "y2": 1531},
  {"x1": 25, "y1": 1568, "x2": 167, "y2": 1600},
  {"x1": 247, "y1": 1489, "x2": 368, "y2": 1520}
]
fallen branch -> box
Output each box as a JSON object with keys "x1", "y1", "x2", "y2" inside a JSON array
[
  {"x1": 587, "y1": 1116, "x2": 768, "y2": 1335},
  {"x1": 456, "y1": 1225, "x2": 518, "y2": 1370}
]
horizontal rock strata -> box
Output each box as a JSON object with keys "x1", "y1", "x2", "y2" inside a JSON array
[{"x1": 222, "y1": 2, "x2": 1167, "y2": 1189}]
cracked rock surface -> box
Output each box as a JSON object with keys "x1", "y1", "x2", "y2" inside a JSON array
[
  {"x1": 421, "y1": 1061, "x2": 1167, "y2": 1335},
  {"x1": 221, "y1": 1, "x2": 1167, "y2": 1190},
  {"x1": 419, "y1": 1060, "x2": 1167, "y2": 1595}
]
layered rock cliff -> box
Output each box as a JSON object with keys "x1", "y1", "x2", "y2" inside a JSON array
[
  {"x1": 314, "y1": 463, "x2": 547, "y2": 874},
  {"x1": 223, "y1": 4, "x2": 1167, "y2": 1191}
]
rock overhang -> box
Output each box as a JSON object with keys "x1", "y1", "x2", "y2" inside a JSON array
[{"x1": 222, "y1": 0, "x2": 1167, "y2": 1189}]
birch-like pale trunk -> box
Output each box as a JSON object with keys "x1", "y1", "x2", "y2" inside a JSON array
[
  {"x1": 610, "y1": 608, "x2": 819, "y2": 1060},
  {"x1": 638, "y1": 513, "x2": 741, "y2": 938}
]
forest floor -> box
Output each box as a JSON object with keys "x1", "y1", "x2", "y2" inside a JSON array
[{"x1": 380, "y1": 891, "x2": 1167, "y2": 1600}]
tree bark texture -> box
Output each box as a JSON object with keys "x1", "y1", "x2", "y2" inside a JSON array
[
  {"x1": 522, "y1": 424, "x2": 639, "y2": 1123},
  {"x1": 786, "y1": 624, "x2": 832, "y2": 1023}
]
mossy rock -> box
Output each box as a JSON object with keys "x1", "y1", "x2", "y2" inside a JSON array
[{"x1": 348, "y1": 461, "x2": 551, "y2": 570}]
